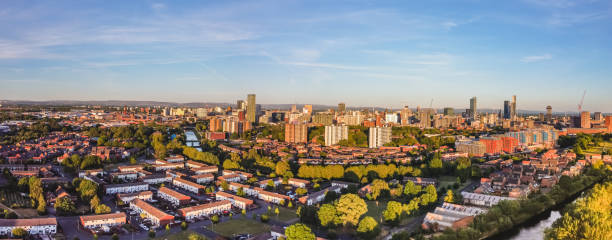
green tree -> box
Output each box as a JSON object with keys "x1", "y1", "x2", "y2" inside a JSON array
[
  {"x1": 357, "y1": 216, "x2": 380, "y2": 239},
  {"x1": 12, "y1": 228, "x2": 27, "y2": 238},
  {"x1": 148, "y1": 230, "x2": 155, "y2": 238},
  {"x1": 403, "y1": 181, "x2": 421, "y2": 196},
  {"x1": 444, "y1": 189, "x2": 454, "y2": 203},
  {"x1": 285, "y1": 223, "x2": 315, "y2": 240},
  {"x1": 545, "y1": 182, "x2": 612, "y2": 240},
  {"x1": 296, "y1": 188, "x2": 307, "y2": 196},
  {"x1": 383, "y1": 201, "x2": 403, "y2": 223},
  {"x1": 275, "y1": 161, "x2": 291, "y2": 177},
  {"x1": 335, "y1": 194, "x2": 368, "y2": 226},
  {"x1": 181, "y1": 221, "x2": 188, "y2": 230},
  {"x1": 55, "y1": 196, "x2": 76, "y2": 215},
  {"x1": 369, "y1": 179, "x2": 390, "y2": 200},
  {"x1": 317, "y1": 204, "x2": 337, "y2": 227},
  {"x1": 188, "y1": 233, "x2": 207, "y2": 240},
  {"x1": 211, "y1": 215, "x2": 219, "y2": 224},
  {"x1": 77, "y1": 179, "x2": 98, "y2": 201},
  {"x1": 95, "y1": 204, "x2": 111, "y2": 214}
]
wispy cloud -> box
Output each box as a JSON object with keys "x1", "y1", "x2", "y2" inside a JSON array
[
  {"x1": 284, "y1": 62, "x2": 370, "y2": 71},
  {"x1": 521, "y1": 54, "x2": 553, "y2": 62},
  {"x1": 523, "y1": 0, "x2": 577, "y2": 8},
  {"x1": 151, "y1": 3, "x2": 166, "y2": 10}
]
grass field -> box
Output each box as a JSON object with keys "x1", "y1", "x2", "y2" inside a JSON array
[
  {"x1": 365, "y1": 201, "x2": 387, "y2": 223},
  {"x1": 272, "y1": 207, "x2": 298, "y2": 222},
  {"x1": 208, "y1": 219, "x2": 271, "y2": 237},
  {"x1": 586, "y1": 142, "x2": 612, "y2": 154},
  {"x1": 155, "y1": 230, "x2": 207, "y2": 240},
  {"x1": 0, "y1": 191, "x2": 31, "y2": 208},
  {"x1": 438, "y1": 176, "x2": 473, "y2": 190}
]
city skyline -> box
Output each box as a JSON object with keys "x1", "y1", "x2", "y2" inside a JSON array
[{"x1": 1, "y1": 1, "x2": 612, "y2": 112}]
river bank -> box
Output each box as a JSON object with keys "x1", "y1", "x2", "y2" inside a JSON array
[{"x1": 483, "y1": 174, "x2": 604, "y2": 240}]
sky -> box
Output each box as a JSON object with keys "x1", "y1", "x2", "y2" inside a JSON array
[{"x1": 1, "y1": 0, "x2": 611, "y2": 112}]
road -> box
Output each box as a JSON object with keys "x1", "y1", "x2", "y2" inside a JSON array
[{"x1": 383, "y1": 215, "x2": 426, "y2": 240}]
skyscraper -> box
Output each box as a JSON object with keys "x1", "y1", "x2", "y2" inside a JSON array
[
  {"x1": 546, "y1": 106, "x2": 552, "y2": 122},
  {"x1": 247, "y1": 94, "x2": 256, "y2": 123},
  {"x1": 503, "y1": 101, "x2": 511, "y2": 119},
  {"x1": 368, "y1": 127, "x2": 392, "y2": 148},
  {"x1": 511, "y1": 95, "x2": 517, "y2": 118},
  {"x1": 470, "y1": 97, "x2": 477, "y2": 119}
]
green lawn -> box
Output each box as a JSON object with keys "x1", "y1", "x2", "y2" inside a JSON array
[
  {"x1": 364, "y1": 201, "x2": 387, "y2": 223},
  {"x1": 438, "y1": 176, "x2": 473, "y2": 190},
  {"x1": 208, "y1": 219, "x2": 271, "y2": 237},
  {"x1": 272, "y1": 207, "x2": 298, "y2": 222},
  {"x1": 155, "y1": 230, "x2": 207, "y2": 240}
]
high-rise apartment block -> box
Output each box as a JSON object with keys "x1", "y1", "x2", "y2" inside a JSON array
[
  {"x1": 246, "y1": 94, "x2": 256, "y2": 123},
  {"x1": 443, "y1": 107, "x2": 454, "y2": 116},
  {"x1": 546, "y1": 106, "x2": 552, "y2": 122},
  {"x1": 285, "y1": 123, "x2": 308, "y2": 143},
  {"x1": 368, "y1": 127, "x2": 392, "y2": 148},
  {"x1": 324, "y1": 125, "x2": 348, "y2": 146},
  {"x1": 580, "y1": 111, "x2": 591, "y2": 128}
]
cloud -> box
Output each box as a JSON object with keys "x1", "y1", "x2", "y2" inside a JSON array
[
  {"x1": 523, "y1": 0, "x2": 576, "y2": 8},
  {"x1": 151, "y1": 3, "x2": 166, "y2": 10},
  {"x1": 442, "y1": 21, "x2": 458, "y2": 29},
  {"x1": 521, "y1": 54, "x2": 553, "y2": 62},
  {"x1": 284, "y1": 62, "x2": 370, "y2": 71}
]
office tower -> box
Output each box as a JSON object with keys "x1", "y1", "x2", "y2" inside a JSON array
[
  {"x1": 511, "y1": 95, "x2": 517, "y2": 118},
  {"x1": 285, "y1": 123, "x2": 308, "y2": 143},
  {"x1": 237, "y1": 100, "x2": 245, "y2": 111},
  {"x1": 470, "y1": 97, "x2": 477, "y2": 119},
  {"x1": 246, "y1": 94, "x2": 256, "y2": 123},
  {"x1": 338, "y1": 103, "x2": 346, "y2": 113},
  {"x1": 605, "y1": 116, "x2": 612, "y2": 132},
  {"x1": 546, "y1": 106, "x2": 552, "y2": 122},
  {"x1": 580, "y1": 111, "x2": 591, "y2": 128},
  {"x1": 291, "y1": 104, "x2": 297, "y2": 113},
  {"x1": 594, "y1": 112, "x2": 603, "y2": 121},
  {"x1": 303, "y1": 105, "x2": 313, "y2": 114},
  {"x1": 503, "y1": 101, "x2": 511, "y2": 119},
  {"x1": 325, "y1": 125, "x2": 348, "y2": 146},
  {"x1": 368, "y1": 127, "x2": 392, "y2": 148},
  {"x1": 443, "y1": 107, "x2": 454, "y2": 116}
]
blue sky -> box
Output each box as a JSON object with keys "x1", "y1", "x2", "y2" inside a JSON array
[{"x1": 1, "y1": 0, "x2": 611, "y2": 112}]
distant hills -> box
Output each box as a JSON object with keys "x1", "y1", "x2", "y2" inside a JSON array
[{"x1": 0, "y1": 100, "x2": 595, "y2": 115}]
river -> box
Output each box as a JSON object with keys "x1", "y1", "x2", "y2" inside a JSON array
[{"x1": 490, "y1": 210, "x2": 561, "y2": 240}]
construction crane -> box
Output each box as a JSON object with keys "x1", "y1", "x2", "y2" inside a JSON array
[{"x1": 578, "y1": 90, "x2": 586, "y2": 112}]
